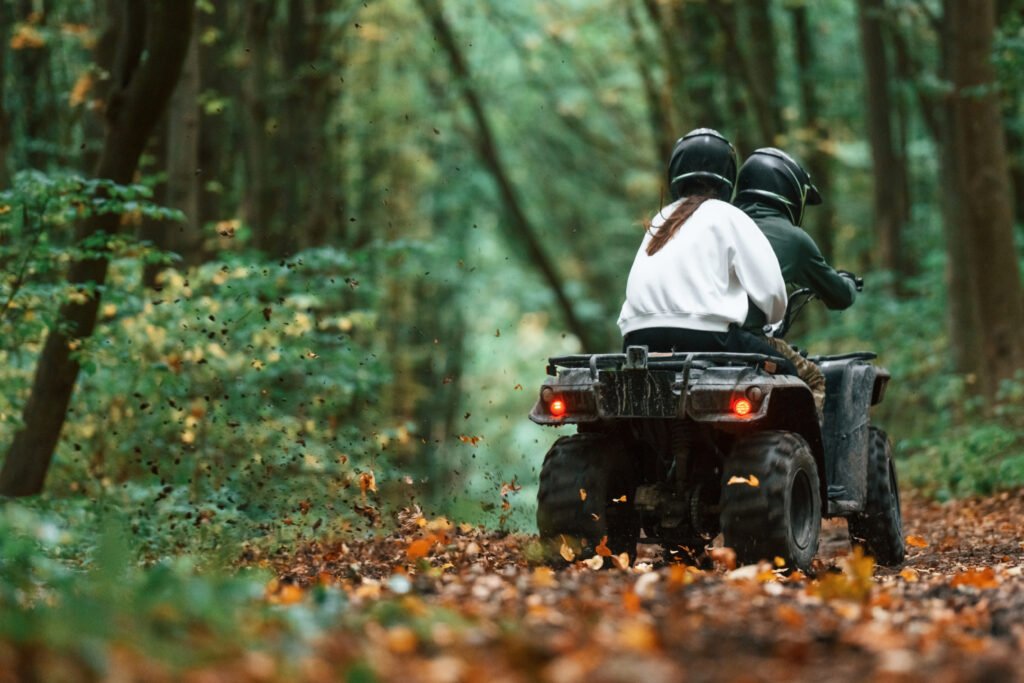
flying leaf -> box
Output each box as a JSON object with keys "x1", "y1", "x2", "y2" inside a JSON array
[
  {"x1": 359, "y1": 471, "x2": 377, "y2": 495},
  {"x1": 69, "y1": 72, "x2": 94, "y2": 107},
  {"x1": 579, "y1": 488, "x2": 587, "y2": 501},
  {"x1": 612, "y1": 495, "x2": 627, "y2": 503},
  {"x1": 611, "y1": 552, "x2": 631, "y2": 570},
  {"x1": 582, "y1": 555, "x2": 604, "y2": 570},
  {"x1": 595, "y1": 536, "x2": 612, "y2": 557},
  {"x1": 727, "y1": 475, "x2": 760, "y2": 487}
]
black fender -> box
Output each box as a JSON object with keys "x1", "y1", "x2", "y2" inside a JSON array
[{"x1": 819, "y1": 360, "x2": 889, "y2": 513}]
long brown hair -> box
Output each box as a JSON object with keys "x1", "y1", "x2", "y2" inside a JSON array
[{"x1": 645, "y1": 195, "x2": 713, "y2": 256}]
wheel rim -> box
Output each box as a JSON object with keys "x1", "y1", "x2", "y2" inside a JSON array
[{"x1": 790, "y1": 469, "x2": 815, "y2": 550}]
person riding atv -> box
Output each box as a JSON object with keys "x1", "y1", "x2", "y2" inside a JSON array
[{"x1": 734, "y1": 148, "x2": 861, "y2": 417}]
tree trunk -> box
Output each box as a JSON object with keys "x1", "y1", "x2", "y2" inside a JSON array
[
  {"x1": 790, "y1": 4, "x2": 836, "y2": 262},
  {"x1": 857, "y1": 0, "x2": 912, "y2": 279},
  {"x1": 626, "y1": 2, "x2": 676, "y2": 162},
  {"x1": 164, "y1": 13, "x2": 201, "y2": 264},
  {"x1": 0, "y1": 0, "x2": 194, "y2": 497},
  {"x1": 414, "y1": 0, "x2": 597, "y2": 350},
  {"x1": 708, "y1": 1, "x2": 783, "y2": 145},
  {"x1": 11, "y1": 0, "x2": 53, "y2": 170},
  {"x1": 943, "y1": 0, "x2": 1024, "y2": 400},
  {"x1": 241, "y1": 0, "x2": 277, "y2": 254},
  {"x1": 0, "y1": 1, "x2": 11, "y2": 189}
]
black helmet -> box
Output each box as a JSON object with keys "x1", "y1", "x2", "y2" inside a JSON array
[
  {"x1": 734, "y1": 147, "x2": 822, "y2": 226},
  {"x1": 667, "y1": 128, "x2": 738, "y2": 202}
]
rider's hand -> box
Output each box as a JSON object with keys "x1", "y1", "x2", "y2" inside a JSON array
[{"x1": 838, "y1": 270, "x2": 864, "y2": 292}]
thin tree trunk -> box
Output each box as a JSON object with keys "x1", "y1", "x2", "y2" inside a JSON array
[
  {"x1": 414, "y1": 0, "x2": 597, "y2": 350},
  {"x1": 944, "y1": 0, "x2": 1024, "y2": 400},
  {"x1": 626, "y1": 2, "x2": 675, "y2": 163},
  {"x1": 0, "y1": 0, "x2": 194, "y2": 497},
  {"x1": 707, "y1": 1, "x2": 782, "y2": 145},
  {"x1": 164, "y1": 13, "x2": 201, "y2": 263},
  {"x1": 858, "y1": 0, "x2": 912, "y2": 279},
  {"x1": 241, "y1": 0, "x2": 277, "y2": 254},
  {"x1": 0, "y1": 0, "x2": 11, "y2": 189},
  {"x1": 790, "y1": 4, "x2": 836, "y2": 262},
  {"x1": 12, "y1": 0, "x2": 52, "y2": 170}
]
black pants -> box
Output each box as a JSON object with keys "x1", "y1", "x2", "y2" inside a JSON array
[{"x1": 622, "y1": 326, "x2": 798, "y2": 376}]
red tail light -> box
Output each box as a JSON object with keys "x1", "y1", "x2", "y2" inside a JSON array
[
  {"x1": 732, "y1": 398, "x2": 752, "y2": 417},
  {"x1": 549, "y1": 398, "x2": 567, "y2": 418}
]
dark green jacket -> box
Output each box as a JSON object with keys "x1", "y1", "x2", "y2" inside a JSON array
[{"x1": 739, "y1": 202, "x2": 856, "y2": 331}]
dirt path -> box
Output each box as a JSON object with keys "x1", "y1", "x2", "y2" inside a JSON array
[{"x1": 272, "y1": 490, "x2": 1024, "y2": 682}]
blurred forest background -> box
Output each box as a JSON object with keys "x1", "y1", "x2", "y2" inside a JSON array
[{"x1": 0, "y1": 0, "x2": 1023, "y2": 672}]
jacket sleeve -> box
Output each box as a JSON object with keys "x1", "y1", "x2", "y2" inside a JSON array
[
  {"x1": 794, "y1": 233, "x2": 856, "y2": 310},
  {"x1": 730, "y1": 214, "x2": 788, "y2": 324}
]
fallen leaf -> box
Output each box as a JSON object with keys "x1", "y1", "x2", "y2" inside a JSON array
[
  {"x1": 906, "y1": 535, "x2": 929, "y2": 548},
  {"x1": 899, "y1": 567, "x2": 920, "y2": 582},
  {"x1": 949, "y1": 567, "x2": 1000, "y2": 590},
  {"x1": 406, "y1": 538, "x2": 434, "y2": 561},
  {"x1": 612, "y1": 552, "x2": 631, "y2": 570},
  {"x1": 710, "y1": 547, "x2": 737, "y2": 571},
  {"x1": 559, "y1": 538, "x2": 576, "y2": 562}
]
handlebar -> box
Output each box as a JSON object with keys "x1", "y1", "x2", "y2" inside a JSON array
[{"x1": 770, "y1": 272, "x2": 863, "y2": 338}]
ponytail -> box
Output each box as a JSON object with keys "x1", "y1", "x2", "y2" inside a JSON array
[{"x1": 645, "y1": 195, "x2": 713, "y2": 256}]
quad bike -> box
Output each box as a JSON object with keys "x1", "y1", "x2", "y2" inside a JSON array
[{"x1": 529, "y1": 288, "x2": 905, "y2": 572}]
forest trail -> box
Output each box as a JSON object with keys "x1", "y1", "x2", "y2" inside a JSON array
[{"x1": 267, "y1": 490, "x2": 1024, "y2": 682}]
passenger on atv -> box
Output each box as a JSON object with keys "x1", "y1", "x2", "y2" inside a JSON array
[
  {"x1": 733, "y1": 147, "x2": 862, "y2": 416},
  {"x1": 616, "y1": 128, "x2": 797, "y2": 377}
]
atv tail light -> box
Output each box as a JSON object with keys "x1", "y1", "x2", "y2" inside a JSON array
[
  {"x1": 731, "y1": 398, "x2": 753, "y2": 417},
  {"x1": 549, "y1": 398, "x2": 567, "y2": 418}
]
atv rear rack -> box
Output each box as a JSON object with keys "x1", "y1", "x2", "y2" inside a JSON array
[{"x1": 546, "y1": 347, "x2": 787, "y2": 377}]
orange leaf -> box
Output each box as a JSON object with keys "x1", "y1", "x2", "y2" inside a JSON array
[
  {"x1": 710, "y1": 547, "x2": 737, "y2": 571},
  {"x1": 10, "y1": 25, "x2": 45, "y2": 50},
  {"x1": 579, "y1": 488, "x2": 587, "y2": 501},
  {"x1": 559, "y1": 537, "x2": 576, "y2": 562},
  {"x1": 727, "y1": 474, "x2": 760, "y2": 487},
  {"x1": 358, "y1": 471, "x2": 377, "y2": 495},
  {"x1": 458, "y1": 434, "x2": 484, "y2": 446},
  {"x1": 582, "y1": 555, "x2": 604, "y2": 570},
  {"x1": 949, "y1": 567, "x2": 1000, "y2": 590},
  {"x1": 69, "y1": 72, "x2": 94, "y2": 107},
  {"x1": 612, "y1": 495, "x2": 628, "y2": 503},
  {"x1": 595, "y1": 536, "x2": 612, "y2": 557},
  {"x1": 906, "y1": 535, "x2": 929, "y2": 548},
  {"x1": 612, "y1": 552, "x2": 631, "y2": 570},
  {"x1": 406, "y1": 538, "x2": 434, "y2": 561}
]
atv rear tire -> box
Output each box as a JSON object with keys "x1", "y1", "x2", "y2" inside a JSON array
[
  {"x1": 721, "y1": 431, "x2": 821, "y2": 572},
  {"x1": 848, "y1": 427, "x2": 905, "y2": 566},
  {"x1": 536, "y1": 433, "x2": 639, "y2": 565}
]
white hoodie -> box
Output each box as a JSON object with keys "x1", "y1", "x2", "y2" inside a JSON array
[{"x1": 617, "y1": 198, "x2": 787, "y2": 335}]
